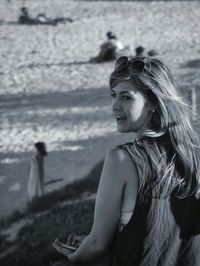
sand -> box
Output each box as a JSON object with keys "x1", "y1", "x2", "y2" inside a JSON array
[{"x1": 0, "y1": 0, "x2": 200, "y2": 218}]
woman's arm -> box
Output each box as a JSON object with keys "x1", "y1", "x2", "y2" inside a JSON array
[{"x1": 54, "y1": 147, "x2": 138, "y2": 263}]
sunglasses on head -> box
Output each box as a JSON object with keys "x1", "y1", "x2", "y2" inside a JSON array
[{"x1": 115, "y1": 56, "x2": 151, "y2": 76}]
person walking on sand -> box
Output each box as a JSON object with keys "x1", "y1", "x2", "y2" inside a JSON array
[{"x1": 27, "y1": 142, "x2": 47, "y2": 202}]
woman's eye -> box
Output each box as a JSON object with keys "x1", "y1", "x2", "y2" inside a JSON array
[
  {"x1": 111, "y1": 93, "x2": 116, "y2": 98},
  {"x1": 122, "y1": 96, "x2": 131, "y2": 100}
]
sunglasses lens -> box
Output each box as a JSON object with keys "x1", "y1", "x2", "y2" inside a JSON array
[
  {"x1": 130, "y1": 60, "x2": 145, "y2": 73},
  {"x1": 114, "y1": 57, "x2": 149, "y2": 77},
  {"x1": 115, "y1": 56, "x2": 128, "y2": 69}
]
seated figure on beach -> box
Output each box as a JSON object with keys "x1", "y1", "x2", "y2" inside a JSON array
[
  {"x1": 18, "y1": 7, "x2": 34, "y2": 24},
  {"x1": 147, "y1": 49, "x2": 159, "y2": 57},
  {"x1": 18, "y1": 7, "x2": 73, "y2": 26},
  {"x1": 135, "y1": 45, "x2": 159, "y2": 58},
  {"x1": 135, "y1": 45, "x2": 145, "y2": 57},
  {"x1": 90, "y1": 31, "x2": 126, "y2": 63}
]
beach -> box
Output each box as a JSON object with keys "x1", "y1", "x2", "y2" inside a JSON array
[{"x1": 0, "y1": 0, "x2": 200, "y2": 218}]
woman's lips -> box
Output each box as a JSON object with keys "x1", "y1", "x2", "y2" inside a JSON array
[{"x1": 115, "y1": 115, "x2": 127, "y2": 122}]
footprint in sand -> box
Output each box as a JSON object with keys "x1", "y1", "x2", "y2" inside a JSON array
[{"x1": 8, "y1": 183, "x2": 21, "y2": 192}]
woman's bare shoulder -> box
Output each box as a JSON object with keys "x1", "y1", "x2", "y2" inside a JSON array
[
  {"x1": 102, "y1": 146, "x2": 138, "y2": 190},
  {"x1": 105, "y1": 146, "x2": 137, "y2": 172}
]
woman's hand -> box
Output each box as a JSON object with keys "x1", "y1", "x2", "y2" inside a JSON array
[
  {"x1": 67, "y1": 234, "x2": 87, "y2": 248},
  {"x1": 52, "y1": 238, "x2": 74, "y2": 258},
  {"x1": 53, "y1": 235, "x2": 87, "y2": 258}
]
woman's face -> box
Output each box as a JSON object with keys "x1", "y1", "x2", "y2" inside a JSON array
[{"x1": 111, "y1": 80, "x2": 153, "y2": 133}]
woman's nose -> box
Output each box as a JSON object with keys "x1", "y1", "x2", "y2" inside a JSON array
[{"x1": 112, "y1": 97, "x2": 122, "y2": 111}]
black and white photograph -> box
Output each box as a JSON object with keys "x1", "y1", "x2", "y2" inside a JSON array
[{"x1": 0, "y1": 0, "x2": 200, "y2": 265}]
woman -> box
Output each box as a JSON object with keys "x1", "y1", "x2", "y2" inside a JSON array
[
  {"x1": 53, "y1": 56, "x2": 200, "y2": 265},
  {"x1": 27, "y1": 142, "x2": 47, "y2": 202}
]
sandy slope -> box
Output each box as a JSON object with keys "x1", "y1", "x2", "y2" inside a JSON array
[{"x1": 0, "y1": 0, "x2": 200, "y2": 218}]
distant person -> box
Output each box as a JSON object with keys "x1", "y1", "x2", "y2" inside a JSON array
[
  {"x1": 147, "y1": 49, "x2": 158, "y2": 57},
  {"x1": 27, "y1": 142, "x2": 47, "y2": 202},
  {"x1": 90, "y1": 31, "x2": 124, "y2": 63},
  {"x1": 18, "y1": 7, "x2": 34, "y2": 24},
  {"x1": 18, "y1": 7, "x2": 73, "y2": 26},
  {"x1": 106, "y1": 31, "x2": 124, "y2": 52},
  {"x1": 135, "y1": 46, "x2": 145, "y2": 57},
  {"x1": 35, "y1": 13, "x2": 73, "y2": 25}
]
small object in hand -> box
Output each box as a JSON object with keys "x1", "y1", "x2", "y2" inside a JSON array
[{"x1": 58, "y1": 241, "x2": 77, "y2": 251}]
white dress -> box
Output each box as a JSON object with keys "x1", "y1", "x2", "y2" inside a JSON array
[{"x1": 27, "y1": 157, "x2": 44, "y2": 202}]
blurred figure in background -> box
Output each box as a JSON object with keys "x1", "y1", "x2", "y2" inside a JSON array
[
  {"x1": 18, "y1": 7, "x2": 33, "y2": 24},
  {"x1": 106, "y1": 31, "x2": 124, "y2": 52},
  {"x1": 27, "y1": 142, "x2": 47, "y2": 202},
  {"x1": 147, "y1": 49, "x2": 158, "y2": 57},
  {"x1": 135, "y1": 46, "x2": 159, "y2": 58},
  {"x1": 18, "y1": 6, "x2": 73, "y2": 26},
  {"x1": 90, "y1": 31, "x2": 125, "y2": 63},
  {"x1": 135, "y1": 46, "x2": 145, "y2": 57}
]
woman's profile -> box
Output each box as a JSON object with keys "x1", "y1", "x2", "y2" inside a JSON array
[{"x1": 53, "y1": 56, "x2": 200, "y2": 265}]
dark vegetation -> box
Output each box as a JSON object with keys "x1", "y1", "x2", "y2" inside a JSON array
[{"x1": 0, "y1": 160, "x2": 104, "y2": 266}]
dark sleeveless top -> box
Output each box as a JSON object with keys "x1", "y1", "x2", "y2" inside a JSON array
[{"x1": 110, "y1": 137, "x2": 200, "y2": 266}]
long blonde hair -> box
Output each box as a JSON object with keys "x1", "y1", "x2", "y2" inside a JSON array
[{"x1": 110, "y1": 56, "x2": 200, "y2": 198}]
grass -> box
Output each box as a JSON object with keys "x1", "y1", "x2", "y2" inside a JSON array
[
  {"x1": 0, "y1": 201, "x2": 94, "y2": 266},
  {"x1": 0, "y1": 160, "x2": 103, "y2": 229},
  {"x1": 0, "y1": 160, "x2": 104, "y2": 266}
]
